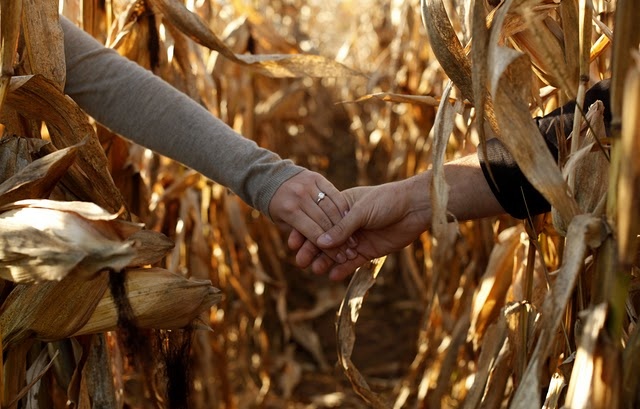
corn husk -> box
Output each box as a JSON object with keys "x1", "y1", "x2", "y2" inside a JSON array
[
  {"x1": 0, "y1": 199, "x2": 142, "y2": 283},
  {"x1": 74, "y1": 267, "x2": 222, "y2": 335},
  {"x1": 552, "y1": 100, "x2": 609, "y2": 234}
]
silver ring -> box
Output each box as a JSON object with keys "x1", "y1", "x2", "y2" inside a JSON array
[{"x1": 316, "y1": 191, "x2": 326, "y2": 204}]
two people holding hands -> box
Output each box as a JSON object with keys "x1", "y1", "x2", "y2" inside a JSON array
[{"x1": 60, "y1": 15, "x2": 612, "y2": 280}]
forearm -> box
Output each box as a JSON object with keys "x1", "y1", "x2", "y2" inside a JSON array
[
  {"x1": 60, "y1": 16, "x2": 302, "y2": 215},
  {"x1": 398, "y1": 154, "x2": 504, "y2": 228}
]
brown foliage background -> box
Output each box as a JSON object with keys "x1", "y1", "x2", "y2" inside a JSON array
[{"x1": 1, "y1": 0, "x2": 639, "y2": 408}]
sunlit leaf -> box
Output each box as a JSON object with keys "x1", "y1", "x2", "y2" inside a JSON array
[{"x1": 336, "y1": 257, "x2": 389, "y2": 409}]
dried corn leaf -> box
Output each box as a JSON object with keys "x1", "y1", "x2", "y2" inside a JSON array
[
  {"x1": 463, "y1": 313, "x2": 508, "y2": 409},
  {"x1": 512, "y1": 11, "x2": 577, "y2": 96},
  {"x1": 564, "y1": 303, "x2": 621, "y2": 409},
  {"x1": 0, "y1": 141, "x2": 80, "y2": 207},
  {"x1": 511, "y1": 215, "x2": 607, "y2": 408},
  {"x1": 560, "y1": 0, "x2": 580, "y2": 92},
  {"x1": 471, "y1": 0, "x2": 494, "y2": 183},
  {"x1": 0, "y1": 199, "x2": 141, "y2": 283},
  {"x1": 21, "y1": 0, "x2": 66, "y2": 90},
  {"x1": 505, "y1": 301, "x2": 538, "y2": 386},
  {"x1": 488, "y1": 0, "x2": 580, "y2": 222},
  {"x1": 229, "y1": 0, "x2": 299, "y2": 54},
  {"x1": 6, "y1": 75, "x2": 127, "y2": 215},
  {"x1": 0, "y1": 272, "x2": 109, "y2": 348},
  {"x1": 477, "y1": 338, "x2": 512, "y2": 409},
  {"x1": 0, "y1": 0, "x2": 22, "y2": 113},
  {"x1": 553, "y1": 100, "x2": 608, "y2": 234},
  {"x1": 431, "y1": 81, "x2": 461, "y2": 237},
  {"x1": 75, "y1": 268, "x2": 222, "y2": 335},
  {"x1": 336, "y1": 257, "x2": 389, "y2": 409},
  {"x1": 609, "y1": 0, "x2": 640, "y2": 119},
  {"x1": 348, "y1": 92, "x2": 441, "y2": 106},
  {"x1": 420, "y1": 0, "x2": 473, "y2": 102},
  {"x1": 543, "y1": 370, "x2": 568, "y2": 409},
  {"x1": 149, "y1": 0, "x2": 361, "y2": 78},
  {"x1": 2, "y1": 342, "x2": 29, "y2": 409},
  {"x1": 16, "y1": 348, "x2": 59, "y2": 408},
  {"x1": 623, "y1": 316, "x2": 640, "y2": 407},
  {"x1": 469, "y1": 225, "x2": 523, "y2": 346},
  {"x1": 0, "y1": 135, "x2": 49, "y2": 183},
  {"x1": 617, "y1": 55, "x2": 640, "y2": 266},
  {"x1": 290, "y1": 322, "x2": 330, "y2": 371}
]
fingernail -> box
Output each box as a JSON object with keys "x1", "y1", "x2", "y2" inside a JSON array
[
  {"x1": 346, "y1": 248, "x2": 357, "y2": 259},
  {"x1": 318, "y1": 233, "x2": 332, "y2": 246},
  {"x1": 336, "y1": 253, "x2": 346, "y2": 264},
  {"x1": 347, "y1": 236, "x2": 358, "y2": 247}
]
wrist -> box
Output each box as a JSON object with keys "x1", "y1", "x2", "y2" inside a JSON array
[{"x1": 400, "y1": 172, "x2": 432, "y2": 231}]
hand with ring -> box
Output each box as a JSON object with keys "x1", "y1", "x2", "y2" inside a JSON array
[{"x1": 268, "y1": 169, "x2": 358, "y2": 266}]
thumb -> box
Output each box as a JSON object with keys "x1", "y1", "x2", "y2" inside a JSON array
[{"x1": 317, "y1": 210, "x2": 362, "y2": 248}]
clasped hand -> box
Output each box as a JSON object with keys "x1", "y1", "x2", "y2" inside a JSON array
[{"x1": 276, "y1": 176, "x2": 431, "y2": 281}]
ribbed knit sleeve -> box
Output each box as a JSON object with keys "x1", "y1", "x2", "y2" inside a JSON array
[
  {"x1": 60, "y1": 16, "x2": 304, "y2": 216},
  {"x1": 478, "y1": 79, "x2": 611, "y2": 219}
]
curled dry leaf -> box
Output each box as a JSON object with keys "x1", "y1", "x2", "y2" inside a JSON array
[
  {"x1": 336, "y1": 257, "x2": 389, "y2": 409},
  {"x1": 75, "y1": 268, "x2": 222, "y2": 335},
  {"x1": 0, "y1": 141, "x2": 81, "y2": 207},
  {"x1": 488, "y1": 0, "x2": 580, "y2": 223},
  {"x1": 420, "y1": 0, "x2": 472, "y2": 102},
  {"x1": 6, "y1": 75, "x2": 127, "y2": 215},
  {"x1": 0, "y1": 199, "x2": 142, "y2": 283},
  {"x1": 149, "y1": 0, "x2": 362, "y2": 78}
]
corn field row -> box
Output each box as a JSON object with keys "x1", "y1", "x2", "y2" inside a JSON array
[{"x1": 0, "y1": 0, "x2": 638, "y2": 408}]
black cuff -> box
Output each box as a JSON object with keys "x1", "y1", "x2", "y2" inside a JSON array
[
  {"x1": 477, "y1": 78, "x2": 611, "y2": 220},
  {"x1": 478, "y1": 139, "x2": 551, "y2": 219}
]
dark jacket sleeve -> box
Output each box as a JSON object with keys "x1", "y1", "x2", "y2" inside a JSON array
[{"x1": 478, "y1": 79, "x2": 611, "y2": 219}]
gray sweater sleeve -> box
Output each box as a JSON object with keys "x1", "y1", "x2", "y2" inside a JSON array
[{"x1": 60, "y1": 16, "x2": 304, "y2": 216}]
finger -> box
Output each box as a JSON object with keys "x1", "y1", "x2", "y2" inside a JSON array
[
  {"x1": 314, "y1": 181, "x2": 347, "y2": 224},
  {"x1": 315, "y1": 181, "x2": 358, "y2": 248},
  {"x1": 287, "y1": 229, "x2": 306, "y2": 251},
  {"x1": 327, "y1": 255, "x2": 369, "y2": 280},
  {"x1": 316, "y1": 209, "x2": 364, "y2": 249},
  {"x1": 295, "y1": 239, "x2": 323, "y2": 268},
  {"x1": 298, "y1": 190, "x2": 352, "y2": 263},
  {"x1": 310, "y1": 253, "x2": 336, "y2": 275}
]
